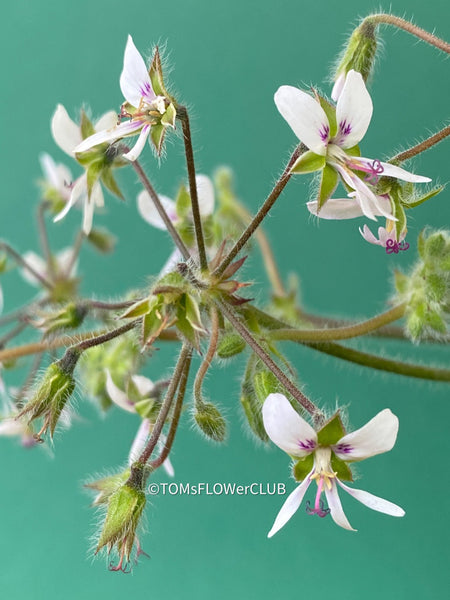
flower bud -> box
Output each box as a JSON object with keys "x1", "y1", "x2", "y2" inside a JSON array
[
  {"x1": 96, "y1": 480, "x2": 146, "y2": 571},
  {"x1": 85, "y1": 469, "x2": 130, "y2": 506},
  {"x1": 332, "y1": 20, "x2": 377, "y2": 100},
  {"x1": 18, "y1": 351, "x2": 78, "y2": 438},
  {"x1": 86, "y1": 228, "x2": 117, "y2": 254},
  {"x1": 217, "y1": 332, "x2": 246, "y2": 358},
  {"x1": 194, "y1": 402, "x2": 227, "y2": 442},
  {"x1": 34, "y1": 303, "x2": 87, "y2": 334}
]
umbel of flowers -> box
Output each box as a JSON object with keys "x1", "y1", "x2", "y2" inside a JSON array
[{"x1": 0, "y1": 13, "x2": 449, "y2": 574}]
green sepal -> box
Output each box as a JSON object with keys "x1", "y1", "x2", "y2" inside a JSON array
[
  {"x1": 317, "y1": 96, "x2": 337, "y2": 138},
  {"x1": 120, "y1": 298, "x2": 151, "y2": 319},
  {"x1": 142, "y1": 310, "x2": 164, "y2": 345},
  {"x1": 253, "y1": 370, "x2": 280, "y2": 404},
  {"x1": 317, "y1": 412, "x2": 346, "y2": 446},
  {"x1": 76, "y1": 148, "x2": 102, "y2": 166},
  {"x1": 175, "y1": 184, "x2": 192, "y2": 219},
  {"x1": 80, "y1": 110, "x2": 95, "y2": 139},
  {"x1": 291, "y1": 151, "x2": 326, "y2": 174},
  {"x1": 292, "y1": 454, "x2": 314, "y2": 481},
  {"x1": 86, "y1": 160, "x2": 103, "y2": 196},
  {"x1": 150, "y1": 123, "x2": 166, "y2": 155},
  {"x1": 101, "y1": 168, "x2": 124, "y2": 200},
  {"x1": 194, "y1": 402, "x2": 227, "y2": 442},
  {"x1": 417, "y1": 230, "x2": 425, "y2": 260},
  {"x1": 331, "y1": 453, "x2": 353, "y2": 481},
  {"x1": 161, "y1": 103, "x2": 176, "y2": 129},
  {"x1": 149, "y1": 47, "x2": 167, "y2": 97},
  {"x1": 317, "y1": 164, "x2": 339, "y2": 211},
  {"x1": 391, "y1": 190, "x2": 407, "y2": 241},
  {"x1": 240, "y1": 385, "x2": 268, "y2": 442},
  {"x1": 134, "y1": 399, "x2": 156, "y2": 419},
  {"x1": 345, "y1": 145, "x2": 361, "y2": 157},
  {"x1": 402, "y1": 185, "x2": 444, "y2": 209},
  {"x1": 87, "y1": 227, "x2": 116, "y2": 253},
  {"x1": 184, "y1": 294, "x2": 204, "y2": 332}
]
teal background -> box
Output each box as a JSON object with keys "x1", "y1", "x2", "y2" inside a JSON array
[{"x1": 1, "y1": 0, "x2": 449, "y2": 598}]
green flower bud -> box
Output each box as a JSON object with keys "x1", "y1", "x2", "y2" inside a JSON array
[
  {"x1": 85, "y1": 469, "x2": 131, "y2": 506},
  {"x1": 332, "y1": 20, "x2": 377, "y2": 96},
  {"x1": 35, "y1": 303, "x2": 87, "y2": 334},
  {"x1": 217, "y1": 332, "x2": 246, "y2": 358},
  {"x1": 194, "y1": 402, "x2": 227, "y2": 442},
  {"x1": 96, "y1": 481, "x2": 146, "y2": 571},
  {"x1": 18, "y1": 351, "x2": 78, "y2": 438},
  {"x1": 86, "y1": 228, "x2": 117, "y2": 253}
]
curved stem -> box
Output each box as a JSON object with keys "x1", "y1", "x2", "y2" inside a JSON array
[
  {"x1": 391, "y1": 126, "x2": 450, "y2": 163},
  {"x1": 271, "y1": 303, "x2": 406, "y2": 342},
  {"x1": 149, "y1": 350, "x2": 192, "y2": 471},
  {"x1": 0, "y1": 242, "x2": 53, "y2": 290},
  {"x1": 368, "y1": 13, "x2": 450, "y2": 53},
  {"x1": 306, "y1": 341, "x2": 450, "y2": 382},
  {"x1": 131, "y1": 159, "x2": 192, "y2": 262},
  {"x1": 193, "y1": 307, "x2": 219, "y2": 407},
  {"x1": 178, "y1": 107, "x2": 208, "y2": 271},
  {"x1": 138, "y1": 344, "x2": 191, "y2": 465},
  {"x1": 214, "y1": 145, "x2": 304, "y2": 278},
  {"x1": 216, "y1": 297, "x2": 322, "y2": 420}
]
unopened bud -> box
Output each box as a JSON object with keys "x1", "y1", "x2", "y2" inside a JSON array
[
  {"x1": 217, "y1": 332, "x2": 246, "y2": 358},
  {"x1": 194, "y1": 402, "x2": 227, "y2": 442},
  {"x1": 87, "y1": 228, "x2": 116, "y2": 253}
]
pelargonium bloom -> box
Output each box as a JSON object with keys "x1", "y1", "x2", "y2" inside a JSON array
[
  {"x1": 20, "y1": 248, "x2": 77, "y2": 288},
  {"x1": 105, "y1": 371, "x2": 174, "y2": 477},
  {"x1": 274, "y1": 70, "x2": 430, "y2": 220},
  {"x1": 262, "y1": 393, "x2": 404, "y2": 535},
  {"x1": 75, "y1": 35, "x2": 176, "y2": 160},
  {"x1": 39, "y1": 153, "x2": 72, "y2": 209},
  {"x1": 51, "y1": 105, "x2": 124, "y2": 234}
]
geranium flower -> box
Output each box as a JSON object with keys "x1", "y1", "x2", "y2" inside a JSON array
[
  {"x1": 74, "y1": 35, "x2": 176, "y2": 160},
  {"x1": 39, "y1": 153, "x2": 72, "y2": 209},
  {"x1": 262, "y1": 393, "x2": 404, "y2": 535},
  {"x1": 51, "y1": 105, "x2": 124, "y2": 234},
  {"x1": 360, "y1": 224, "x2": 409, "y2": 253},
  {"x1": 274, "y1": 70, "x2": 430, "y2": 220},
  {"x1": 105, "y1": 371, "x2": 174, "y2": 477},
  {"x1": 20, "y1": 248, "x2": 77, "y2": 288}
]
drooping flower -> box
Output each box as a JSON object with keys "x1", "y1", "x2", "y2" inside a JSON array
[
  {"x1": 51, "y1": 105, "x2": 125, "y2": 234},
  {"x1": 360, "y1": 224, "x2": 409, "y2": 253},
  {"x1": 262, "y1": 393, "x2": 404, "y2": 535},
  {"x1": 274, "y1": 70, "x2": 431, "y2": 220},
  {"x1": 74, "y1": 35, "x2": 177, "y2": 160},
  {"x1": 105, "y1": 371, "x2": 174, "y2": 477}
]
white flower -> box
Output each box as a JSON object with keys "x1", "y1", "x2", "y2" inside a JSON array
[
  {"x1": 74, "y1": 35, "x2": 175, "y2": 161},
  {"x1": 262, "y1": 393, "x2": 404, "y2": 536},
  {"x1": 137, "y1": 174, "x2": 215, "y2": 229},
  {"x1": 20, "y1": 248, "x2": 77, "y2": 288},
  {"x1": 105, "y1": 371, "x2": 174, "y2": 477},
  {"x1": 51, "y1": 105, "x2": 118, "y2": 234},
  {"x1": 360, "y1": 224, "x2": 409, "y2": 253},
  {"x1": 274, "y1": 70, "x2": 431, "y2": 221},
  {"x1": 39, "y1": 152, "x2": 72, "y2": 203}
]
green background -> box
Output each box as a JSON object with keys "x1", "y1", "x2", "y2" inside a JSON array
[{"x1": 1, "y1": 0, "x2": 449, "y2": 598}]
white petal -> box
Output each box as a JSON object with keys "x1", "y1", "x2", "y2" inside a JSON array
[
  {"x1": 82, "y1": 181, "x2": 102, "y2": 235},
  {"x1": 331, "y1": 72, "x2": 346, "y2": 102},
  {"x1": 378, "y1": 161, "x2": 431, "y2": 183},
  {"x1": 335, "y1": 71, "x2": 373, "y2": 149},
  {"x1": 128, "y1": 419, "x2": 150, "y2": 465},
  {"x1": 21, "y1": 252, "x2": 47, "y2": 286},
  {"x1": 51, "y1": 104, "x2": 82, "y2": 156},
  {"x1": 307, "y1": 198, "x2": 365, "y2": 220},
  {"x1": 55, "y1": 247, "x2": 77, "y2": 277},
  {"x1": 267, "y1": 477, "x2": 313, "y2": 538},
  {"x1": 325, "y1": 480, "x2": 356, "y2": 531},
  {"x1": 334, "y1": 166, "x2": 377, "y2": 221},
  {"x1": 274, "y1": 85, "x2": 329, "y2": 156},
  {"x1": 74, "y1": 120, "x2": 143, "y2": 153},
  {"x1": 359, "y1": 224, "x2": 382, "y2": 245},
  {"x1": 195, "y1": 174, "x2": 215, "y2": 216},
  {"x1": 262, "y1": 393, "x2": 317, "y2": 457},
  {"x1": 137, "y1": 190, "x2": 177, "y2": 230},
  {"x1": 95, "y1": 111, "x2": 118, "y2": 132},
  {"x1": 333, "y1": 409, "x2": 399, "y2": 461},
  {"x1": 39, "y1": 153, "x2": 60, "y2": 189},
  {"x1": 158, "y1": 248, "x2": 183, "y2": 277},
  {"x1": 105, "y1": 370, "x2": 136, "y2": 413},
  {"x1": 120, "y1": 35, "x2": 155, "y2": 107},
  {"x1": 0, "y1": 419, "x2": 25, "y2": 437},
  {"x1": 53, "y1": 174, "x2": 86, "y2": 223},
  {"x1": 123, "y1": 124, "x2": 150, "y2": 161},
  {"x1": 131, "y1": 374, "x2": 154, "y2": 397},
  {"x1": 337, "y1": 480, "x2": 405, "y2": 517}
]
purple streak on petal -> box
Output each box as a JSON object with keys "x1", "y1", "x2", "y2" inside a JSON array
[
  {"x1": 298, "y1": 439, "x2": 316, "y2": 451},
  {"x1": 319, "y1": 124, "x2": 330, "y2": 142},
  {"x1": 335, "y1": 442, "x2": 354, "y2": 455},
  {"x1": 339, "y1": 120, "x2": 352, "y2": 136}
]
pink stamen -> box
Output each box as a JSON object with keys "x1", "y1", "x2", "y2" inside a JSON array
[
  {"x1": 385, "y1": 239, "x2": 410, "y2": 254},
  {"x1": 305, "y1": 476, "x2": 330, "y2": 518}
]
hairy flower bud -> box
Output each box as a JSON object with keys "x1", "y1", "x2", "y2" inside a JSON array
[
  {"x1": 217, "y1": 331, "x2": 246, "y2": 358},
  {"x1": 85, "y1": 469, "x2": 131, "y2": 506},
  {"x1": 194, "y1": 402, "x2": 227, "y2": 442}
]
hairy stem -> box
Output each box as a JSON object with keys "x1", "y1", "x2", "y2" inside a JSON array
[
  {"x1": 149, "y1": 350, "x2": 192, "y2": 471},
  {"x1": 138, "y1": 344, "x2": 191, "y2": 465},
  {"x1": 214, "y1": 145, "x2": 304, "y2": 278},
  {"x1": 65, "y1": 231, "x2": 85, "y2": 278},
  {"x1": 367, "y1": 13, "x2": 450, "y2": 53},
  {"x1": 37, "y1": 202, "x2": 55, "y2": 279},
  {"x1": 131, "y1": 159, "x2": 192, "y2": 262},
  {"x1": 391, "y1": 126, "x2": 450, "y2": 163},
  {"x1": 178, "y1": 107, "x2": 208, "y2": 271},
  {"x1": 193, "y1": 307, "x2": 219, "y2": 407},
  {"x1": 216, "y1": 297, "x2": 321, "y2": 420},
  {"x1": 0, "y1": 242, "x2": 53, "y2": 290},
  {"x1": 271, "y1": 303, "x2": 406, "y2": 342}
]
